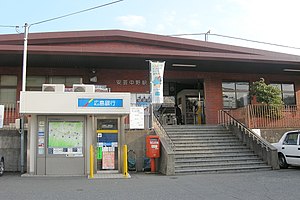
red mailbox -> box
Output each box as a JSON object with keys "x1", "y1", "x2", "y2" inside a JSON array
[
  {"x1": 146, "y1": 135, "x2": 160, "y2": 172},
  {"x1": 146, "y1": 135, "x2": 160, "y2": 158}
]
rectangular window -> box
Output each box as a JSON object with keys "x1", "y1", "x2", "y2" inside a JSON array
[
  {"x1": 49, "y1": 76, "x2": 82, "y2": 87},
  {"x1": 26, "y1": 76, "x2": 47, "y2": 91},
  {"x1": 0, "y1": 75, "x2": 17, "y2": 105},
  {"x1": 270, "y1": 83, "x2": 295, "y2": 105},
  {"x1": 284, "y1": 132, "x2": 298, "y2": 145},
  {"x1": 222, "y1": 81, "x2": 249, "y2": 109},
  {"x1": 26, "y1": 76, "x2": 82, "y2": 91}
]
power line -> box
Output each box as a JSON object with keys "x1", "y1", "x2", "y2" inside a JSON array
[
  {"x1": 30, "y1": 0, "x2": 124, "y2": 26},
  {"x1": 169, "y1": 33, "x2": 206, "y2": 36},
  {"x1": 170, "y1": 32, "x2": 300, "y2": 50},
  {"x1": 0, "y1": 25, "x2": 19, "y2": 28},
  {"x1": 211, "y1": 33, "x2": 300, "y2": 50}
]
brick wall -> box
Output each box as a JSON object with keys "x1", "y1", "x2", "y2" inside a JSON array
[{"x1": 2, "y1": 66, "x2": 300, "y2": 125}]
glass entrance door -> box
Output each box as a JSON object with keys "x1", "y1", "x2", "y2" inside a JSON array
[{"x1": 96, "y1": 119, "x2": 118, "y2": 171}]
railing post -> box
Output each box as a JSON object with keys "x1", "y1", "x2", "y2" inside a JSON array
[
  {"x1": 123, "y1": 145, "x2": 129, "y2": 178},
  {"x1": 89, "y1": 144, "x2": 94, "y2": 179}
]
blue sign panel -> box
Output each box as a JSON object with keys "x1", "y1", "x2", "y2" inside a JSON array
[{"x1": 78, "y1": 98, "x2": 123, "y2": 108}]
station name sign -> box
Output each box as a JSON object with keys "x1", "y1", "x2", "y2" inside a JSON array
[{"x1": 78, "y1": 98, "x2": 123, "y2": 108}]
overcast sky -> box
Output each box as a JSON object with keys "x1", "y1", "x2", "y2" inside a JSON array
[{"x1": 1, "y1": 0, "x2": 300, "y2": 55}]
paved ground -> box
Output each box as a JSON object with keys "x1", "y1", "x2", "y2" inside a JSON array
[{"x1": 0, "y1": 168, "x2": 300, "y2": 200}]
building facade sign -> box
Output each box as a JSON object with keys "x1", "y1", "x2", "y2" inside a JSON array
[
  {"x1": 78, "y1": 98, "x2": 123, "y2": 108},
  {"x1": 116, "y1": 79, "x2": 148, "y2": 86}
]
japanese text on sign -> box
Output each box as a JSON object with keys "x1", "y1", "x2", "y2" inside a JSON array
[{"x1": 78, "y1": 98, "x2": 123, "y2": 108}]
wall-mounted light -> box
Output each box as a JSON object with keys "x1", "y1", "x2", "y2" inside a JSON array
[
  {"x1": 172, "y1": 64, "x2": 196, "y2": 68},
  {"x1": 283, "y1": 68, "x2": 300, "y2": 72}
]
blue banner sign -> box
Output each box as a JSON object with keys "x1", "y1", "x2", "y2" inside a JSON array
[{"x1": 78, "y1": 98, "x2": 123, "y2": 108}]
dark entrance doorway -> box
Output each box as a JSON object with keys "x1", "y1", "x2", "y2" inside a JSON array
[{"x1": 163, "y1": 79, "x2": 205, "y2": 125}]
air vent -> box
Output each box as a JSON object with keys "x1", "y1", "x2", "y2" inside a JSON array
[
  {"x1": 42, "y1": 84, "x2": 65, "y2": 92},
  {"x1": 73, "y1": 84, "x2": 95, "y2": 93}
]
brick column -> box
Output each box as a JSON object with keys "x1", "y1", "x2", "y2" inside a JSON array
[
  {"x1": 204, "y1": 77, "x2": 223, "y2": 124},
  {"x1": 295, "y1": 80, "x2": 300, "y2": 105}
]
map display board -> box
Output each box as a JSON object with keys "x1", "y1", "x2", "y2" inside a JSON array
[{"x1": 48, "y1": 121, "x2": 83, "y2": 155}]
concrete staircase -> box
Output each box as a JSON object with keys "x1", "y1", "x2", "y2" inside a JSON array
[{"x1": 164, "y1": 125, "x2": 271, "y2": 174}]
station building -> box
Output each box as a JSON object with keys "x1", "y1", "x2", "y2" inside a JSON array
[{"x1": 1, "y1": 30, "x2": 300, "y2": 175}]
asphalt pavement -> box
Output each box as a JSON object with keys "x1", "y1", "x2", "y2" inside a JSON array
[{"x1": 0, "y1": 168, "x2": 299, "y2": 200}]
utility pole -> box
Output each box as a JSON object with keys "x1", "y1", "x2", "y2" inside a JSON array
[
  {"x1": 20, "y1": 23, "x2": 29, "y2": 173},
  {"x1": 205, "y1": 30, "x2": 210, "y2": 42},
  {"x1": 22, "y1": 23, "x2": 29, "y2": 92}
]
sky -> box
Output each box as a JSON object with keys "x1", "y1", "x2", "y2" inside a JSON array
[{"x1": 1, "y1": 0, "x2": 300, "y2": 55}]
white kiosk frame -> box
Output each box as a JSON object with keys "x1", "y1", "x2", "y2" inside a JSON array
[{"x1": 20, "y1": 86, "x2": 130, "y2": 176}]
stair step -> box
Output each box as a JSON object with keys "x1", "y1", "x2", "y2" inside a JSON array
[
  {"x1": 162, "y1": 125, "x2": 272, "y2": 175},
  {"x1": 175, "y1": 149, "x2": 254, "y2": 157},
  {"x1": 175, "y1": 165, "x2": 272, "y2": 174},
  {"x1": 164, "y1": 125, "x2": 224, "y2": 129},
  {"x1": 173, "y1": 139, "x2": 240, "y2": 144},
  {"x1": 169, "y1": 134, "x2": 234, "y2": 138},
  {"x1": 175, "y1": 156, "x2": 261, "y2": 163},
  {"x1": 175, "y1": 160, "x2": 266, "y2": 168},
  {"x1": 167, "y1": 131, "x2": 231, "y2": 135},
  {"x1": 174, "y1": 146, "x2": 248, "y2": 151},
  {"x1": 175, "y1": 152, "x2": 256, "y2": 159},
  {"x1": 174, "y1": 148, "x2": 252, "y2": 154},
  {"x1": 171, "y1": 136, "x2": 239, "y2": 141},
  {"x1": 166, "y1": 129, "x2": 231, "y2": 132},
  {"x1": 174, "y1": 141, "x2": 242, "y2": 146}
]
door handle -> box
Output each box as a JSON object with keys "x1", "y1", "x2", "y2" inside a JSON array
[
  {"x1": 282, "y1": 147, "x2": 285, "y2": 149},
  {"x1": 298, "y1": 148, "x2": 300, "y2": 150}
]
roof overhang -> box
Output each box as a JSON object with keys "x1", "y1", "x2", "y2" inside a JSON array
[{"x1": 0, "y1": 30, "x2": 300, "y2": 74}]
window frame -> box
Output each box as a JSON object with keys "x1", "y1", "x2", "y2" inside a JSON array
[
  {"x1": 26, "y1": 75, "x2": 82, "y2": 91},
  {"x1": 0, "y1": 75, "x2": 18, "y2": 105},
  {"x1": 269, "y1": 83, "x2": 296, "y2": 105},
  {"x1": 222, "y1": 81, "x2": 250, "y2": 109},
  {"x1": 283, "y1": 132, "x2": 299, "y2": 145}
]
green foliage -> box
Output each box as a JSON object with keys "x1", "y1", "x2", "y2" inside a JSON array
[{"x1": 250, "y1": 78, "x2": 283, "y2": 105}]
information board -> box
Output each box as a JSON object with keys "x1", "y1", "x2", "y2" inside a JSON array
[
  {"x1": 130, "y1": 107, "x2": 144, "y2": 129},
  {"x1": 48, "y1": 121, "x2": 83, "y2": 155}
]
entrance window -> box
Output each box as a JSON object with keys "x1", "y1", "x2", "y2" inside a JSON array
[
  {"x1": 222, "y1": 82, "x2": 250, "y2": 109},
  {"x1": 270, "y1": 83, "x2": 295, "y2": 105},
  {"x1": 96, "y1": 119, "x2": 118, "y2": 170},
  {"x1": 0, "y1": 75, "x2": 17, "y2": 105}
]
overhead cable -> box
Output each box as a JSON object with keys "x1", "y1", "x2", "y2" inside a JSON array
[
  {"x1": 170, "y1": 32, "x2": 300, "y2": 50},
  {"x1": 30, "y1": 0, "x2": 124, "y2": 26}
]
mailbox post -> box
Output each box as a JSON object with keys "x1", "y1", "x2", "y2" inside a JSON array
[{"x1": 146, "y1": 135, "x2": 160, "y2": 173}]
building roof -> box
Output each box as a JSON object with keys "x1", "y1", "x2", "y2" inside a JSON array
[{"x1": 0, "y1": 29, "x2": 300, "y2": 74}]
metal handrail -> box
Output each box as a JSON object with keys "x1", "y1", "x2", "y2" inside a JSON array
[
  {"x1": 153, "y1": 114, "x2": 175, "y2": 150},
  {"x1": 218, "y1": 110, "x2": 277, "y2": 151}
]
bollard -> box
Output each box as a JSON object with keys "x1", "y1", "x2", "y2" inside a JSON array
[
  {"x1": 90, "y1": 144, "x2": 94, "y2": 179},
  {"x1": 123, "y1": 145, "x2": 128, "y2": 177}
]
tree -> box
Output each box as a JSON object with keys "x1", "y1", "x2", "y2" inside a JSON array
[
  {"x1": 250, "y1": 78, "x2": 283, "y2": 105},
  {"x1": 250, "y1": 78, "x2": 283, "y2": 119}
]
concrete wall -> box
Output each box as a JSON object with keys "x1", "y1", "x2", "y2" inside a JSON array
[
  {"x1": 158, "y1": 137, "x2": 175, "y2": 175},
  {"x1": 229, "y1": 125, "x2": 279, "y2": 170},
  {"x1": 125, "y1": 129, "x2": 150, "y2": 172},
  {"x1": 0, "y1": 130, "x2": 26, "y2": 172},
  {"x1": 260, "y1": 128, "x2": 300, "y2": 143}
]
